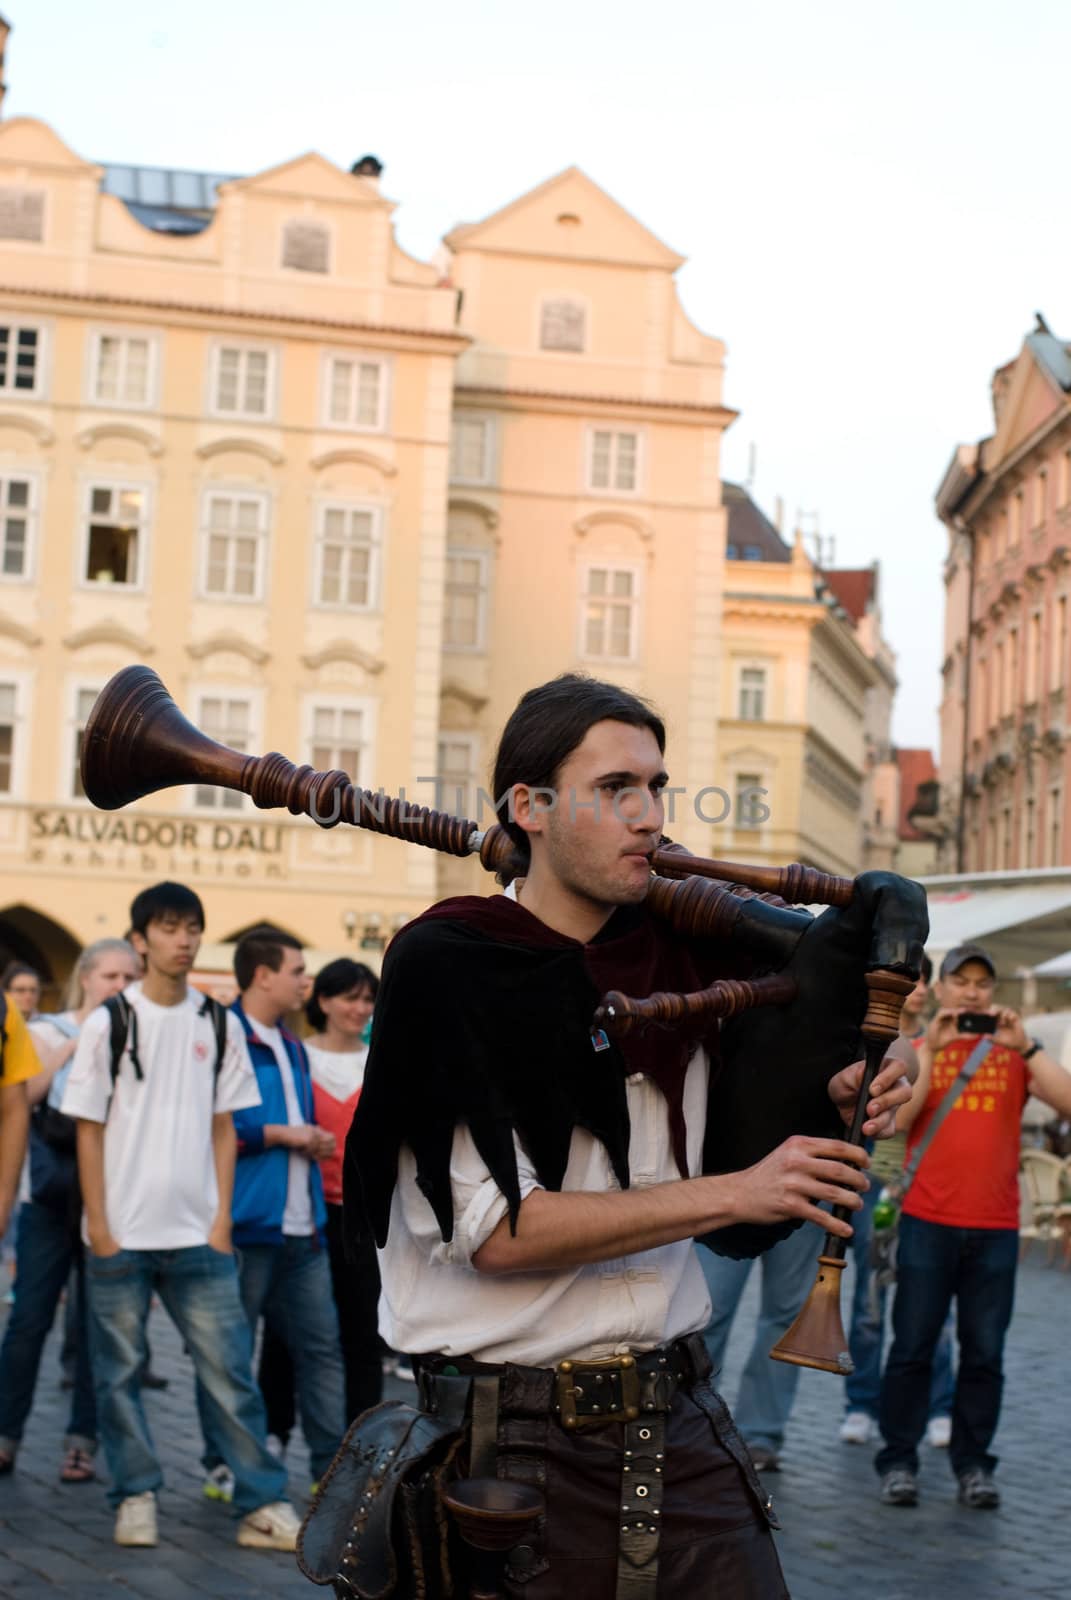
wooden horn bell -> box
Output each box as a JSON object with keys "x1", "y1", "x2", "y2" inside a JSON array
[{"x1": 768, "y1": 969, "x2": 914, "y2": 1374}]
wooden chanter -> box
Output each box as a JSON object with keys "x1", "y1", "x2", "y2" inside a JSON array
[{"x1": 768, "y1": 969, "x2": 915, "y2": 1375}]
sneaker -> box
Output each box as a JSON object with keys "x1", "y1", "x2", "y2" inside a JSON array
[
  {"x1": 926, "y1": 1415, "x2": 952, "y2": 1449},
  {"x1": 879, "y1": 1469, "x2": 919, "y2": 1507},
  {"x1": 202, "y1": 1464, "x2": 235, "y2": 1503},
  {"x1": 237, "y1": 1500, "x2": 302, "y2": 1551},
  {"x1": 114, "y1": 1491, "x2": 158, "y2": 1547},
  {"x1": 265, "y1": 1433, "x2": 286, "y2": 1461},
  {"x1": 839, "y1": 1411, "x2": 875, "y2": 1445},
  {"x1": 958, "y1": 1468, "x2": 999, "y2": 1510},
  {"x1": 747, "y1": 1444, "x2": 781, "y2": 1472}
]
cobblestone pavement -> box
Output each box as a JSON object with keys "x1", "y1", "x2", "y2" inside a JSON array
[{"x1": 0, "y1": 1251, "x2": 1067, "y2": 1598}]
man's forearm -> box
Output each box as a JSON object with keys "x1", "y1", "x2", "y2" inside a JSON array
[
  {"x1": 474, "y1": 1175, "x2": 738, "y2": 1275},
  {"x1": 211, "y1": 1114, "x2": 237, "y2": 1228},
  {"x1": 0, "y1": 1084, "x2": 30, "y2": 1229},
  {"x1": 76, "y1": 1120, "x2": 112, "y2": 1245}
]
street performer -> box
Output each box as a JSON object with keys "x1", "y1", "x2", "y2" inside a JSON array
[{"x1": 323, "y1": 675, "x2": 918, "y2": 1599}]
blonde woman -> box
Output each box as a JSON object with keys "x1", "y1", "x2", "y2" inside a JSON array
[{"x1": 0, "y1": 938, "x2": 138, "y2": 1483}]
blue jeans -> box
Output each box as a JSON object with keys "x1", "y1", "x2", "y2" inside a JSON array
[
  {"x1": 199, "y1": 1235, "x2": 345, "y2": 1480},
  {"x1": 0, "y1": 1201, "x2": 95, "y2": 1453},
  {"x1": 700, "y1": 1220, "x2": 822, "y2": 1452},
  {"x1": 85, "y1": 1243, "x2": 287, "y2": 1511},
  {"x1": 846, "y1": 1180, "x2": 955, "y2": 1419},
  {"x1": 876, "y1": 1215, "x2": 1018, "y2": 1478}
]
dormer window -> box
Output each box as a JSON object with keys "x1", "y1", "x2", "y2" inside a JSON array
[
  {"x1": 282, "y1": 221, "x2": 329, "y2": 274},
  {"x1": 540, "y1": 298, "x2": 586, "y2": 353}
]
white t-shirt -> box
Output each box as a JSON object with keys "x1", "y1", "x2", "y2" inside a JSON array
[
  {"x1": 61, "y1": 982, "x2": 261, "y2": 1251},
  {"x1": 250, "y1": 1022, "x2": 314, "y2": 1237}
]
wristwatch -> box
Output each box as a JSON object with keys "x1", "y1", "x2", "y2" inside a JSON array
[{"x1": 1022, "y1": 1039, "x2": 1043, "y2": 1062}]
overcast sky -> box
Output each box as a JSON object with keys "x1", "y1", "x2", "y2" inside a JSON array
[{"x1": 8, "y1": 0, "x2": 1071, "y2": 749}]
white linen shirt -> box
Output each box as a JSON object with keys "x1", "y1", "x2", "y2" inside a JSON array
[{"x1": 378, "y1": 1044, "x2": 714, "y2": 1366}]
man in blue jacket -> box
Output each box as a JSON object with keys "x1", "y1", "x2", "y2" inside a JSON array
[{"x1": 200, "y1": 925, "x2": 345, "y2": 1500}]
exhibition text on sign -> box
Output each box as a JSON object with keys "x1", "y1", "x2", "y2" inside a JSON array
[{"x1": 27, "y1": 809, "x2": 287, "y2": 880}]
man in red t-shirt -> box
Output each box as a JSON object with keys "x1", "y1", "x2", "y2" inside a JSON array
[{"x1": 876, "y1": 944, "x2": 1071, "y2": 1511}]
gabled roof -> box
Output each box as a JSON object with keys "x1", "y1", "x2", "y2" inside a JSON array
[
  {"x1": 722, "y1": 482, "x2": 791, "y2": 563},
  {"x1": 444, "y1": 166, "x2": 684, "y2": 269},
  {"x1": 897, "y1": 747, "x2": 937, "y2": 841}
]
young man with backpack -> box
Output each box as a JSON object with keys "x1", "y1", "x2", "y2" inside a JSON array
[
  {"x1": 198, "y1": 925, "x2": 345, "y2": 1501},
  {"x1": 61, "y1": 882, "x2": 300, "y2": 1550}
]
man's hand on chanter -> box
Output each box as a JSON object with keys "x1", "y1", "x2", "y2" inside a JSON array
[
  {"x1": 732, "y1": 1136, "x2": 870, "y2": 1239},
  {"x1": 827, "y1": 1038, "x2": 918, "y2": 1141}
]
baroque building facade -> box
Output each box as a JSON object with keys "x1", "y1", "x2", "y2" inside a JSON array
[{"x1": 934, "y1": 319, "x2": 1071, "y2": 873}]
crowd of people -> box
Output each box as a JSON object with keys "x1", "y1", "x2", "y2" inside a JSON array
[
  {"x1": 0, "y1": 891, "x2": 382, "y2": 1553},
  {"x1": 3, "y1": 898, "x2": 1070, "y2": 1559}
]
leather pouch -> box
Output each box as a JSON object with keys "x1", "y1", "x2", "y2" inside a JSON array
[{"x1": 297, "y1": 1400, "x2": 463, "y2": 1597}]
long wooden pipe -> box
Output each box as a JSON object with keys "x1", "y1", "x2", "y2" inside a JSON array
[{"x1": 81, "y1": 665, "x2": 853, "y2": 908}]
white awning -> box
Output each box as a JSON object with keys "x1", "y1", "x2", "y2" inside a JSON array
[{"x1": 919, "y1": 871, "x2": 1071, "y2": 971}]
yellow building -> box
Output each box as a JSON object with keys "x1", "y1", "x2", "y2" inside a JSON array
[
  {"x1": 0, "y1": 115, "x2": 464, "y2": 991},
  {"x1": 0, "y1": 117, "x2": 740, "y2": 991},
  {"x1": 718, "y1": 486, "x2": 878, "y2": 878}
]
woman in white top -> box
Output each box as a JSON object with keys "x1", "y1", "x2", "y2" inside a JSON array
[
  {"x1": 0, "y1": 939, "x2": 138, "y2": 1484},
  {"x1": 257, "y1": 959, "x2": 381, "y2": 1443}
]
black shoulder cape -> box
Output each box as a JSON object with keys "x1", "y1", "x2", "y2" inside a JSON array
[{"x1": 343, "y1": 871, "x2": 927, "y2": 1261}]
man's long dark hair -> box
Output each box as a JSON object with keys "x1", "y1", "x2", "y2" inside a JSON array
[{"x1": 491, "y1": 674, "x2": 665, "y2": 866}]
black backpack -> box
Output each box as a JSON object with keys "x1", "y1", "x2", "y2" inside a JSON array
[{"x1": 103, "y1": 990, "x2": 228, "y2": 1097}]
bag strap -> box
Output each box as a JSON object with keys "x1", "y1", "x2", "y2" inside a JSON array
[
  {"x1": 197, "y1": 994, "x2": 228, "y2": 1083},
  {"x1": 901, "y1": 1035, "x2": 994, "y2": 1195},
  {"x1": 104, "y1": 994, "x2": 143, "y2": 1087}
]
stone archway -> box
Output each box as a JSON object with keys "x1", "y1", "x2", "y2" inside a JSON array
[{"x1": 0, "y1": 904, "x2": 82, "y2": 1010}]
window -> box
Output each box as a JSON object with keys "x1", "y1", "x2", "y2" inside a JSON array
[
  {"x1": 1061, "y1": 449, "x2": 1071, "y2": 508},
  {"x1": 735, "y1": 773, "x2": 765, "y2": 829},
  {"x1": 282, "y1": 221, "x2": 329, "y2": 273},
  {"x1": 443, "y1": 549, "x2": 488, "y2": 651},
  {"x1": 540, "y1": 298, "x2": 586, "y2": 352},
  {"x1": 70, "y1": 686, "x2": 100, "y2": 800},
  {"x1": 1006, "y1": 627, "x2": 1019, "y2": 711},
  {"x1": 201, "y1": 491, "x2": 270, "y2": 600},
  {"x1": 1036, "y1": 467, "x2": 1048, "y2": 529},
  {"x1": 1050, "y1": 788, "x2": 1064, "y2": 866},
  {"x1": 212, "y1": 346, "x2": 273, "y2": 419},
  {"x1": 195, "y1": 696, "x2": 253, "y2": 809},
  {"x1": 1027, "y1": 612, "x2": 1042, "y2": 702},
  {"x1": 309, "y1": 704, "x2": 365, "y2": 782},
  {"x1": 0, "y1": 323, "x2": 42, "y2": 394},
  {"x1": 0, "y1": 188, "x2": 44, "y2": 242},
  {"x1": 738, "y1": 666, "x2": 767, "y2": 721},
  {"x1": 1011, "y1": 491, "x2": 1024, "y2": 548},
  {"x1": 743, "y1": 544, "x2": 763, "y2": 560},
  {"x1": 449, "y1": 415, "x2": 494, "y2": 485},
  {"x1": 1002, "y1": 805, "x2": 1013, "y2": 869},
  {"x1": 726, "y1": 542, "x2": 739, "y2": 559},
  {"x1": 1024, "y1": 795, "x2": 1036, "y2": 869},
  {"x1": 1054, "y1": 596, "x2": 1068, "y2": 690},
  {"x1": 0, "y1": 475, "x2": 36, "y2": 579},
  {"x1": 91, "y1": 332, "x2": 154, "y2": 408},
  {"x1": 324, "y1": 355, "x2": 387, "y2": 430},
  {"x1": 83, "y1": 484, "x2": 147, "y2": 586},
  {"x1": 0, "y1": 682, "x2": 16, "y2": 794},
  {"x1": 991, "y1": 643, "x2": 1003, "y2": 726},
  {"x1": 315, "y1": 504, "x2": 378, "y2": 609},
  {"x1": 437, "y1": 734, "x2": 479, "y2": 820},
  {"x1": 582, "y1": 566, "x2": 638, "y2": 660},
  {"x1": 588, "y1": 430, "x2": 639, "y2": 494}
]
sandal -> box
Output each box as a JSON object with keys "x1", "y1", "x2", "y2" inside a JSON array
[{"x1": 60, "y1": 1447, "x2": 95, "y2": 1484}]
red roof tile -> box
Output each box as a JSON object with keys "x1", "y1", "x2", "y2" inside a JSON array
[{"x1": 821, "y1": 567, "x2": 875, "y2": 623}]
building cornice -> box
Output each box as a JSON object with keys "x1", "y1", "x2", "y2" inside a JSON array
[
  {"x1": 0, "y1": 282, "x2": 470, "y2": 353},
  {"x1": 454, "y1": 382, "x2": 736, "y2": 426}
]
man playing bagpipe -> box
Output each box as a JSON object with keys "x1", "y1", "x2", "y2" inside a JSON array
[{"x1": 301, "y1": 675, "x2": 925, "y2": 1600}]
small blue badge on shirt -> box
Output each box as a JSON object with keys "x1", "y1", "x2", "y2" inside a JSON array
[{"x1": 590, "y1": 1027, "x2": 611, "y2": 1053}]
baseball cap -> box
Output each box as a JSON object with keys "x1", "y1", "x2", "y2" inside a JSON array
[{"x1": 939, "y1": 944, "x2": 996, "y2": 980}]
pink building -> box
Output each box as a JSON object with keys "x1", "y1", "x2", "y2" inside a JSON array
[{"x1": 934, "y1": 317, "x2": 1071, "y2": 872}]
